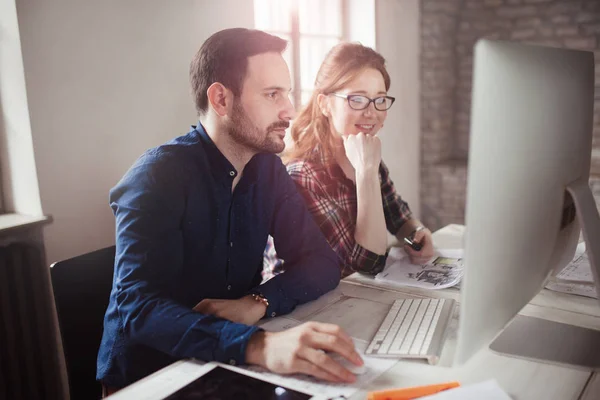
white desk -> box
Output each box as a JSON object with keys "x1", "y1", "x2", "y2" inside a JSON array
[{"x1": 109, "y1": 224, "x2": 600, "y2": 400}]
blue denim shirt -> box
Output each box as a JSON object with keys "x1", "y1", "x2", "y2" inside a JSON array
[{"x1": 96, "y1": 125, "x2": 340, "y2": 388}]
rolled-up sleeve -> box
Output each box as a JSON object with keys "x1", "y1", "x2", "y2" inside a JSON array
[
  {"x1": 252, "y1": 159, "x2": 341, "y2": 317},
  {"x1": 379, "y1": 161, "x2": 412, "y2": 236}
]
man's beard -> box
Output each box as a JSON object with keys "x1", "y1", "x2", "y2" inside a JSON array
[{"x1": 228, "y1": 101, "x2": 289, "y2": 154}]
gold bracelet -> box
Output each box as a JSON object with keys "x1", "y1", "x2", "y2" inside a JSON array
[{"x1": 250, "y1": 293, "x2": 269, "y2": 308}]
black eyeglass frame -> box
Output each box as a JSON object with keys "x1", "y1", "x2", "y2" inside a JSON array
[{"x1": 330, "y1": 92, "x2": 396, "y2": 111}]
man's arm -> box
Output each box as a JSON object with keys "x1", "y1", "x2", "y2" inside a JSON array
[
  {"x1": 251, "y1": 159, "x2": 341, "y2": 317},
  {"x1": 110, "y1": 154, "x2": 258, "y2": 365}
]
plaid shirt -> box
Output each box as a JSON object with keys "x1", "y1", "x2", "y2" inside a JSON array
[{"x1": 264, "y1": 147, "x2": 412, "y2": 279}]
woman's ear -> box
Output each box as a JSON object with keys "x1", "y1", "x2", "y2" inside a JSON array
[
  {"x1": 317, "y1": 93, "x2": 330, "y2": 117},
  {"x1": 206, "y1": 83, "x2": 233, "y2": 117}
]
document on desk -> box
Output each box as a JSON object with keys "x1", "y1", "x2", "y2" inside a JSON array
[
  {"x1": 254, "y1": 317, "x2": 398, "y2": 399},
  {"x1": 375, "y1": 247, "x2": 464, "y2": 290},
  {"x1": 419, "y1": 379, "x2": 512, "y2": 400},
  {"x1": 545, "y1": 242, "x2": 598, "y2": 299}
]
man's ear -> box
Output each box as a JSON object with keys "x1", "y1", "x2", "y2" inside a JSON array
[
  {"x1": 207, "y1": 83, "x2": 233, "y2": 117},
  {"x1": 316, "y1": 93, "x2": 330, "y2": 117}
]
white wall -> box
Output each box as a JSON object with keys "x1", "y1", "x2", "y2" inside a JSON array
[
  {"x1": 348, "y1": 0, "x2": 376, "y2": 48},
  {"x1": 375, "y1": 0, "x2": 421, "y2": 218},
  {"x1": 15, "y1": 0, "x2": 254, "y2": 263},
  {"x1": 0, "y1": 0, "x2": 43, "y2": 216}
]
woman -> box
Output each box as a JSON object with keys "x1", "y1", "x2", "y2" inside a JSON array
[{"x1": 264, "y1": 43, "x2": 434, "y2": 279}]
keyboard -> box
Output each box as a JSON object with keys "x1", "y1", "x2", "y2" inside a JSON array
[{"x1": 365, "y1": 298, "x2": 456, "y2": 365}]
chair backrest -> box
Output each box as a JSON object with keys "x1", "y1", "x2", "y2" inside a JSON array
[
  {"x1": 51, "y1": 246, "x2": 115, "y2": 400},
  {"x1": 0, "y1": 243, "x2": 69, "y2": 400}
]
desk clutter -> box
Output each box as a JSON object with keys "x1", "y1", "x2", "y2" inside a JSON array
[
  {"x1": 545, "y1": 242, "x2": 598, "y2": 299},
  {"x1": 375, "y1": 247, "x2": 464, "y2": 290},
  {"x1": 103, "y1": 224, "x2": 600, "y2": 399},
  {"x1": 378, "y1": 236, "x2": 598, "y2": 301},
  {"x1": 367, "y1": 380, "x2": 512, "y2": 400}
]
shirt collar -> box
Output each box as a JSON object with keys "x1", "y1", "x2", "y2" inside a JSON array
[
  {"x1": 194, "y1": 124, "x2": 239, "y2": 185},
  {"x1": 193, "y1": 123, "x2": 260, "y2": 187}
]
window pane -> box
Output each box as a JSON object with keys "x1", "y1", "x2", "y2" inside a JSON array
[
  {"x1": 299, "y1": 37, "x2": 340, "y2": 90},
  {"x1": 298, "y1": 0, "x2": 342, "y2": 36},
  {"x1": 254, "y1": 0, "x2": 292, "y2": 33}
]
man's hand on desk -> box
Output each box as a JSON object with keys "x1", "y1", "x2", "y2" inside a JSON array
[
  {"x1": 245, "y1": 322, "x2": 363, "y2": 384},
  {"x1": 193, "y1": 296, "x2": 266, "y2": 326},
  {"x1": 405, "y1": 227, "x2": 435, "y2": 264}
]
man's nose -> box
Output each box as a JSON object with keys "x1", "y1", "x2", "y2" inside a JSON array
[{"x1": 280, "y1": 96, "x2": 297, "y2": 121}]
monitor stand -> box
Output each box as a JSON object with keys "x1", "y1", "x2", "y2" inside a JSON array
[
  {"x1": 489, "y1": 315, "x2": 600, "y2": 369},
  {"x1": 489, "y1": 180, "x2": 600, "y2": 369}
]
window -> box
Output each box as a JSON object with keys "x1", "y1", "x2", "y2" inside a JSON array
[{"x1": 254, "y1": 0, "x2": 346, "y2": 107}]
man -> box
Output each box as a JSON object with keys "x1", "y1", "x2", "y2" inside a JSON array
[{"x1": 97, "y1": 28, "x2": 363, "y2": 395}]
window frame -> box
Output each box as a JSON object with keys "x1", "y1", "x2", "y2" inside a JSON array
[{"x1": 255, "y1": 0, "x2": 349, "y2": 107}]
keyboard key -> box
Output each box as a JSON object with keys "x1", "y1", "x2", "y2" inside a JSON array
[{"x1": 366, "y1": 297, "x2": 453, "y2": 362}]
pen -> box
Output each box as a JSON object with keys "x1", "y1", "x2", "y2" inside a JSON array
[
  {"x1": 367, "y1": 381, "x2": 460, "y2": 400},
  {"x1": 403, "y1": 236, "x2": 422, "y2": 252}
]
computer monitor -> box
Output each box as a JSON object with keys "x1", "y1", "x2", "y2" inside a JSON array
[{"x1": 455, "y1": 39, "x2": 600, "y2": 367}]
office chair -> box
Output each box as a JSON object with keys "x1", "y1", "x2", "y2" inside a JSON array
[
  {"x1": 51, "y1": 246, "x2": 115, "y2": 400},
  {"x1": 0, "y1": 243, "x2": 69, "y2": 400}
]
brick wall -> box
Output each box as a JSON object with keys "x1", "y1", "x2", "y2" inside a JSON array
[{"x1": 421, "y1": 0, "x2": 600, "y2": 230}]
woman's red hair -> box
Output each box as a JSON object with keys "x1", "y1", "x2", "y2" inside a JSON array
[{"x1": 283, "y1": 42, "x2": 391, "y2": 164}]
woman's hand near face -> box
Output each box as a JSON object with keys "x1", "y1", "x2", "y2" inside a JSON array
[{"x1": 343, "y1": 132, "x2": 382, "y2": 177}]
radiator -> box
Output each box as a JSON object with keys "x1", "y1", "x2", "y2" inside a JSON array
[{"x1": 0, "y1": 243, "x2": 69, "y2": 400}]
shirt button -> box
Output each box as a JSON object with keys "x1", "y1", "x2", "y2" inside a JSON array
[
  {"x1": 227, "y1": 285, "x2": 232, "y2": 291},
  {"x1": 271, "y1": 312, "x2": 276, "y2": 317},
  {"x1": 229, "y1": 359, "x2": 236, "y2": 365},
  {"x1": 229, "y1": 171, "x2": 235, "y2": 176}
]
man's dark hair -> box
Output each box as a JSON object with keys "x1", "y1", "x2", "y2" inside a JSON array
[{"x1": 190, "y1": 28, "x2": 287, "y2": 116}]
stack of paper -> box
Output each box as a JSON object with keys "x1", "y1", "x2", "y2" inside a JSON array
[
  {"x1": 375, "y1": 247, "x2": 464, "y2": 290},
  {"x1": 545, "y1": 242, "x2": 598, "y2": 299}
]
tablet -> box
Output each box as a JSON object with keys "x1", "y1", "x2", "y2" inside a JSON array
[{"x1": 163, "y1": 366, "x2": 313, "y2": 400}]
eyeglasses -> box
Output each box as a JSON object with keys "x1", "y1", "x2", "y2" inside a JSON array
[{"x1": 330, "y1": 93, "x2": 395, "y2": 111}]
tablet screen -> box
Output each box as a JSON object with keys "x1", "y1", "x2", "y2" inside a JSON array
[{"x1": 163, "y1": 366, "x2": 313, "y2": 400}]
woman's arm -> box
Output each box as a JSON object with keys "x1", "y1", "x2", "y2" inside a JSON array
[
  {"x1": 354, "y1": 167, "x2": 388, "y2": 255},
  {"x1": 344, "y1": 133, "x2": 388, "y2": 256}
]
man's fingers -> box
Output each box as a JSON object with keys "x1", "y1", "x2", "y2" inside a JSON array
[
  {"x1": 305, "y1": 330, "x2": 363, "y2": 367},
  {"x1": 193, "y1": 299, "x2": 227, "y2": 313},
  {"x1": 301, "y1": 349, "x2": 356, "y2": 383},
  {"x1": 291, "y1": 358, "x2": 346, "y2": 383},
  {"x1": 192, "y1": 299, "x2": 210, "y2": 312},
  {"x1": 308, "y1": 322, "x2": 354, "y2": 347}
]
